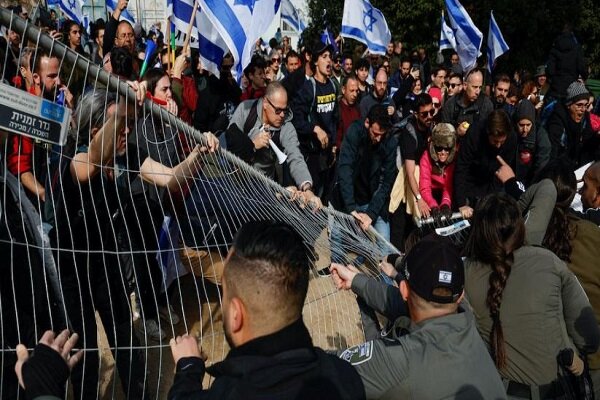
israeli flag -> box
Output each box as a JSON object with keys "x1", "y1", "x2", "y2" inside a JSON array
[
  {"x1": 59, "y1": 0, "x2": 85, "y2": 24},
  {"x1": 444, "y1": 0, "x2": 483, "y2": 72},
  {"x1": 105, "y1": 0, "x2": 136, "y2": 25},
  {"x1": 167, "y1": 0, "x2": 198, "y2": 39},
  {"x1": 341, "y1": 0, "x2": 391, "y2": 55},
  {"x1": 82, "y1": 14, "x2": 90, "y2": 35},
  {"x1": 439, "y1": 13, "x2": 456, "y2": 51},
  {"x1": 196, "y1": 9, "x2": 229, "y2": 78},
  {"x1": 198, "y1": 0, "x2": 281, "y2": 80},
  {"x1": 321, "y1": 27, "x2": 339, "y2": 54},
  {"x1": 281, "y1": 0, "x2": 306, "y2": 33},
  {"x1": 487, "y1": 11, "x2": 509, "y2": 73},
  {"x1": 168, "y1": 0, "x2": 230, "y2": 78}
]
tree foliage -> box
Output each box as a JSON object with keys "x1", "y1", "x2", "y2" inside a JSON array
[{"x1": 302, "y1": 0, "x2": 600, "y2": 77}]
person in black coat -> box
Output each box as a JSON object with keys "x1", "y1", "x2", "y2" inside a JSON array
[
  {"x1": 546, "y1": 25, "x2": 588, "y2": 101},
  {"x1": 547, "y1": 81, "x2": 599, "y2": 168},
  {"x1": 454, "y1": 109, "x2": 517, "y2": 218},
  {"x1": 168, "y1": 221, "x2": 366, "y2": 400}
]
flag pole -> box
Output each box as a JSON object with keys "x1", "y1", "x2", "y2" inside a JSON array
[
  {"x1": 182, "y1": 0, "x2": 198, "y2": 52},
  {"x1": 166, "y1": 16, "x2": 171, "y2": 73}
]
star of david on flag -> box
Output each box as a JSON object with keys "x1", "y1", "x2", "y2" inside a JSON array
[
  {"x1": 363, "y1": 7, "x2": 376, "y2": 32},
  {"x1": 234, "y1": 0, "x2": 256, "y2": 13},
  {"x1": 59, "y1": 0, "x2": 84, "y2": 24},
  {"x1": 341, "y1": 0, "x2": 391, "y2": 55},
  {"x1": 281, "y1": 0, "x2": 306, "y2": 33},
  {"x1": 198, "y1": 0, "x2": 281, "y2": 81}
]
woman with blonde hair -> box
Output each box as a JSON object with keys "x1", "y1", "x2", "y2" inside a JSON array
[{"x1": 418, "y1": 123, "x2": 457, "y2": 219}]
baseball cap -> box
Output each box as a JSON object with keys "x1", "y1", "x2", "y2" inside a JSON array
[{"x1": 402, "y1": 234, "x2": 464, "y2": 304}]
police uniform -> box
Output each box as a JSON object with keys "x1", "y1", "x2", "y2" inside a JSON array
[{"x1": 339, "y1": 235, "x2": 507, "y2": 400}]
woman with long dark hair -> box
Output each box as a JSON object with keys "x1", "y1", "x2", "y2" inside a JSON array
[
  {"x1": 464, "y1": 193, "x2": 599, "y2": 396},
  {"x1": 542, "y1": 159, "x2": 600, "y2": 392}
]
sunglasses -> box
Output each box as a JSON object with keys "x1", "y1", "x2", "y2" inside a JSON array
[
  {"x1": 419, "y1": 110, "x2": 436, "y2": 118},
  {"x1": 434, "y1": 145, "x2": 451, "y2": 152},
  {"x1": 271, "y1": 58, "x2": 281, "y2": 64},
  {"x1": 433, "y1": 102, "x2": 441, "y2": 108},
  {"x1": 449, "y1": 83, "x2": 461, "y2": 89},
  {"x1": 266, "y1": 97, "x2": 289, "y2": 116}
]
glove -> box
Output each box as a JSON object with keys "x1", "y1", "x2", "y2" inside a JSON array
[{"x1": 440, "y1": 204, "x2": 452, "y2": 221}]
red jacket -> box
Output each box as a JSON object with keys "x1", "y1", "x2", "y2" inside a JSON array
[
  {"x1": 7, "y1": 86, "x2": 37, "y2": 176},
  {"x1": 419, "y1": 150, "x2": 455, "y2": 208},
  {"x1": 173, "y1": 75, "x2": 198, "y2": 125},
  {"x1": 337, "y1": 100, "x2": 361, "y2": 148}
]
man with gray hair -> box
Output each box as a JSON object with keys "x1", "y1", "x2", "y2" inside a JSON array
[{"x1": 228, "y1": 81, "x2": 321, "y2": 206}]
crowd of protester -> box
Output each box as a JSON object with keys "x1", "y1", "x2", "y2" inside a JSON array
[{"x1": 2, "y1": 2, "x2": 600, "y2": 399}]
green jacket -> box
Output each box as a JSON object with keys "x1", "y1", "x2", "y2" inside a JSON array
[
  {"x1": 568, "y1": 214, "x2": 600, "y2": 369},
  {"x1": 465, "y1": 245, "x2": 600, "y2": 385}
]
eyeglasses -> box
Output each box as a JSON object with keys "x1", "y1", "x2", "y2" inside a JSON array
[
  {"x1": 271, "y1": 58, "x2": 281, "y2": 64},
  {"x1": 573, "y1": 102, "x2": 589, "y2": 109},
  {"x1": 266, "y1": 97, "x2": 289, "y2": 116},
  {"x1": 418, "y1": 110, "x2": 435, "y2": 118},
  {"x1": 118, "y1": 32, "x2": 134, "y2": 39},
  {"x1": 434, "y1": 145, "x2": 451, "y2": 152}
]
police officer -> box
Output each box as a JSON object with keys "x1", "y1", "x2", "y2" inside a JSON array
[{"x1": 331, "y1": 235, "x2": 507, "y2": 399}]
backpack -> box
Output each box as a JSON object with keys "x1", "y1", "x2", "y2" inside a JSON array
[{"x1": 389, "y1": 114, "x2": 418, "y2": 168}]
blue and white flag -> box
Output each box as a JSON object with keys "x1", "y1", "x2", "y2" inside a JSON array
[
  {"x1": 82, "y1": 14, "x2": 90, "y2": 35},
  {"x1": 105, "y1": 0, "x2": 136, "y2": 25},
  {"x1": 196, "y1": 9, "x2": 229, "y2": 78},
  {"x1": 444, "y1": 0, "x2": 483, "y2": 72},
  {"x1": 487, "y1": 11, "x2": 509, "y2": 73},
  {"x1": 198, "y1": 0, "x2": 281, "y2": 80},
  {"x1": 168, "y1": 0, "x2": 231, "y2": 78},
  {"x1": 439, "y1": 13, "x2": 456, "y2": 51},
  {"x1": 340, "y1": 0, "x2": 391, "y2": 56},
  {"x1": 281, "y1": 0, "x2": 306, "y2": 33},
  {"x1": 59, "y1": 0, "x2": 84, "y2": 24},
  {"x1": 167, "y1": 0, "x2": 198, "y2": 39},
  {"x1": 321, "y1": 27, "x2": 339, "y2": 54}
]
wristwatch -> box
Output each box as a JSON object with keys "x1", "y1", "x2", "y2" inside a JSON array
[{"x1": 415, "y1": 194, "x2": 422, "y2": 201}]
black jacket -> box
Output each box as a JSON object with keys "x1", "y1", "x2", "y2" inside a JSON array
[
  {"x1": 193, "y1": 74, "x2": 241, "y2": 133},
  {"x1": 454, "y1": 120, "x2": 517, "y2": 207},
  {"x1": 331, "y1": 120, "x2": 397, "y2": 222},
  {"x1": 515, "y1": 123, "x2": 551, "y2": 187},
  {"x1": 546, "y1": 32, "x2": 588, "y2": 99},
  {"x1": 547, "y1": 102, "x2": 599, "y2": 168},
  {"x1": 168, "y1": 319, "x2": 365, "y2": 400}
]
